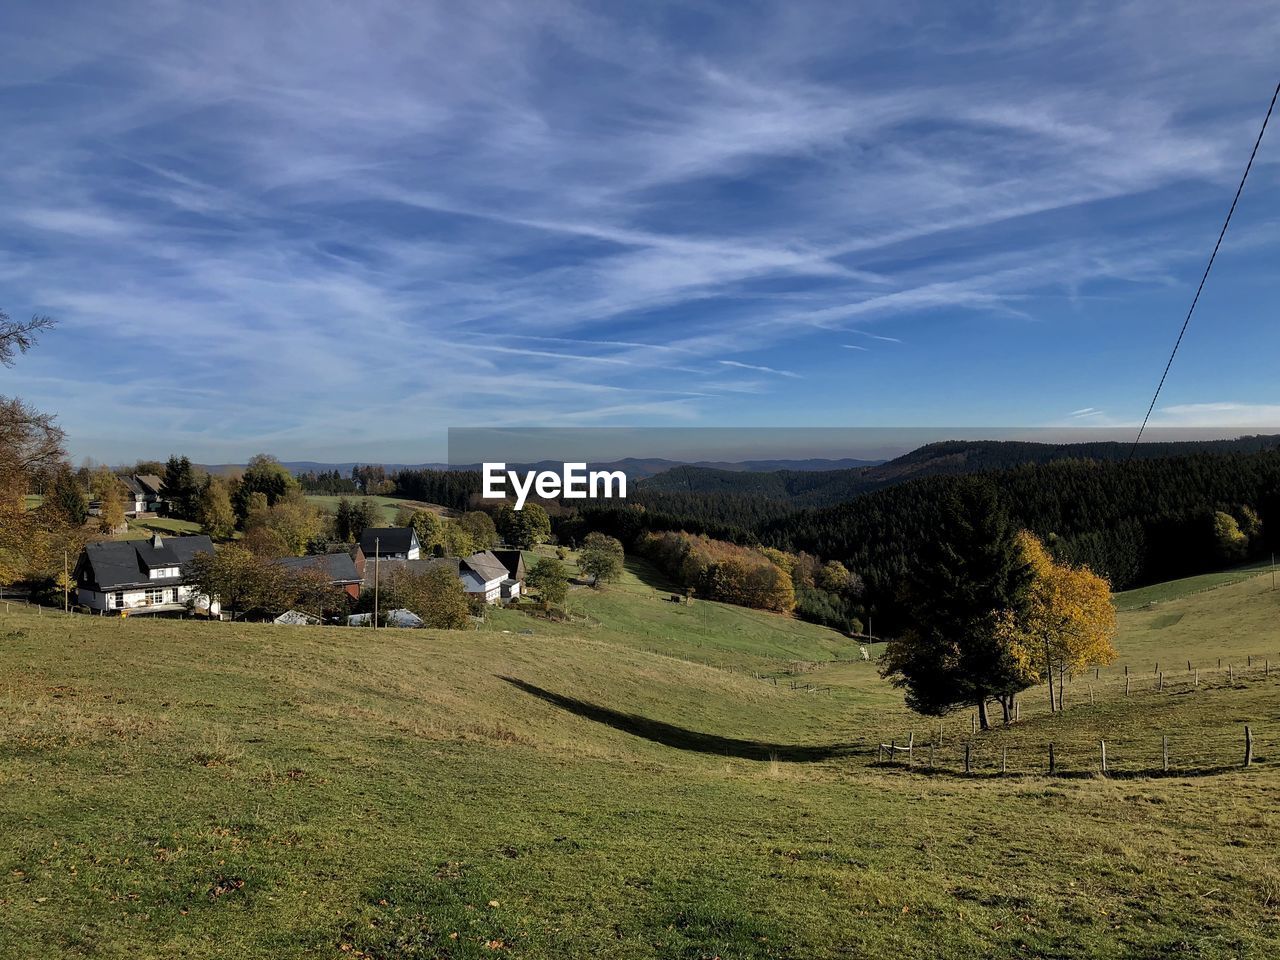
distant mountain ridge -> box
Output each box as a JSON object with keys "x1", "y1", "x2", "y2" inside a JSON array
[{"x1": 198, "y1": 456, "x2": 883, "y2": 479}]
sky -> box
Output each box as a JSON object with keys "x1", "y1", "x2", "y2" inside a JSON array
[{"x1": 1, "y1": 1, "x2": 1278, "y2": 464}]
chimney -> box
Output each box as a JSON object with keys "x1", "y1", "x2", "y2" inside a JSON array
[{"x1": 151, "y1": 533, "x2": 164, "y2": 549}]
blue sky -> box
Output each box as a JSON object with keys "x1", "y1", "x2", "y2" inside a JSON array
[{"x1": 1, "y1": 1, "x2": 1278, "y2": 463}]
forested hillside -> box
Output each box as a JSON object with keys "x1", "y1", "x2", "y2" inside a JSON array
[{"x1": 635, "y1": 435, "x2": 1280, "y2": 508}]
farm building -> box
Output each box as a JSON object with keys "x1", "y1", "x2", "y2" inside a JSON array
[
  {"x1": 491, "y1": 549, "x2": 526, "y2": 599},
  {"x1": 73, "y1": 533, "x2": 219, "y2": 616},
  {"x1": 363, "y1": 551, "x2": 518, "y2": 604}
]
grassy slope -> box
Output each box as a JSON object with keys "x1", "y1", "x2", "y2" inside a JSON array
[
  {"x1": 1113, "y1": 559, "x2": 1275, "y2": 610},
  {"x1": 2, "y1": 564, "x2": 1279, "y2": 958}
]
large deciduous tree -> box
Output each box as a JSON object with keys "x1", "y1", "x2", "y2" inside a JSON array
[
  {"x1": 526, "y1": 557, "x2": 569, "y2": 608},
  {"x1": 233, "y1": 454, "x2": 297, "y2": 519},
  {"x1": 197, "y1": 476, "x2": 237, "y2": 540},
  {"x1": 185, "y1": 545, "x2": 267, "y2": 621},
  {"x1": 577, "y1": 532, "x2": 624, "y2": 588},
  {"x1": 1002, "y1": 531, "x2": 1118, "y2": 714},
  {"x1": 496, "y1": 503, "x2": 551, "y2": 549},
  {"x1": 89, "y1": 466, "x2": 127, "y2": 534},
  {"x1": 880, "y1": 479, "x2": 1033, "y2": 730}
]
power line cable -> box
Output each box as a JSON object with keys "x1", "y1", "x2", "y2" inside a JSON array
[{"x1": 1129, "y1": 80, "x2": 1279, "y2": 459}]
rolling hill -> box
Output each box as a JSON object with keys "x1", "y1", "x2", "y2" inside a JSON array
[{"x1": 2, "y1": 553, "x2": 1278, "y2": 958}]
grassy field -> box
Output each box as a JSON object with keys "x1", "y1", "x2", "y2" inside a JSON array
[
  {"x1": 122, "y1": 517, "x2": 205, "y2": 539},
  {"x1": 2, "y1": 560, "x2": 1279, "y2": 957},
  {"x1": 1113, "y1": 559, "x2": 1276, "y2": 610},
  {"x1": 305, "y1": 495, "x2": 457, "y2": 526}
]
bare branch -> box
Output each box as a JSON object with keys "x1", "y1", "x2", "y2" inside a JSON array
[{"x1": 0, "y1": 311, "x2": 56, "y2": 367}]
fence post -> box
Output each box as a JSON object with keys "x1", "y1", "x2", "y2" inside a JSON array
[
  {"x1": 1089, "y1": 685, "x2": 1095, "y2": 706},
  {"x1": 964, "y1": 741, "x2": 971, "y2": 774},
  {"x1": 1048, "y1": 742, "x2": 1056, "y2": 775},
  {"x1": 928, "y1": 742, "x2": 935, "y2": 768},
  {"x1": 1245, "y1": 726, "x2": 1254, "y2": 768},
  {"x1": 1100, "y1": 740, "x2": 1107, "y2": 775},
  {"x1": 1162, "y1": 735, "x2": 1169, "y2": 773},
  {"x1": 1194, "y1": 668, "x2": 1199, "y2": 687},
  {"x1": 1187, "y1": 660, "x2": 1192, "y2": 672},
  {"x1": 1125, "y1": 676, "x2": 1131, "y2": 696},
  {"x1": 1001, "y1": 746, "x2": 1007, "y2": 775},
  {"x1": 1229, "y1": 664, "x2": 1234, "y2": 682},
  {"x1": 971, "y1": 712, "x2": 977, "y2": 736},
  {"x1": 1095, "y1": 667, "x2": 1100, "y2": 680},
  {"x1": 1248, "y1": 655, "x2": 1252, "y2": 668},
  {"x1": 939, "y1": 720, "x2": 944, "y2": 747},
  {"x1": 1015, "y1": 699, "x2": 1020, "y2": 722},
  {"x1": 1157, "y1": 672, "x2": 1163, "y2": 692}
]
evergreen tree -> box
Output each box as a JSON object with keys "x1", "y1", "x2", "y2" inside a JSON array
[
  {"x1": 880, "y1": 479, "x2": 1033, "y2": 729},
  {"x1": 44, "y1": 464, "x2": 87, "y2": 526},
  {"x1": 162, "y1": 456, "x2": 201, "y2": 520}
]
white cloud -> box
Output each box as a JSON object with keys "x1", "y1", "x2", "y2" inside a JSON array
[{"x1": 717, "y1": 360, "x2": 802, "y2": 378}]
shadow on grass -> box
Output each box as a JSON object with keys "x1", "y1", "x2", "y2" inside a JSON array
[{"x1": 500, "y1": 676, "x2": 862, "y2": 762}]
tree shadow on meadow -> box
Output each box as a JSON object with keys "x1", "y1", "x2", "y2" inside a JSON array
[{"x1": 499, "y1": 676, "x2": 863, "y2": 762}]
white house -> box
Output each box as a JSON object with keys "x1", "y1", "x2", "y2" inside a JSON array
[
  {"x1": 360, "y1": 526, "x2": 420, "y2": 561},
  {"x1": 458, "y1": 551, "x2": 511, "y2": 604},
  {"x1": 123, "y1": 474, "x2": 166, "y2": 516},
  {"x1": 73, "y1": 533, "x2": 220, "y2": 616},
  {"x1": 362, "y1": 551, "x2": 520, "y2": 605}
]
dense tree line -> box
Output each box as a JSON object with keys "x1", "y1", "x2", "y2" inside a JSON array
[
  {"x1": 297, "y1": 469, "x2": 360, "y2": 495},
  {"x1": 392, "y1": 468, "x2": 483, "y2": 511},
  {"x1": 637, "y1": 531, "x2": 796, "y2": 613}
]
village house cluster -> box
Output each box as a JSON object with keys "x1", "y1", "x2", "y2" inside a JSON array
[{"x1": 72, "y1": 523, "x2": 527, "y2": 622}]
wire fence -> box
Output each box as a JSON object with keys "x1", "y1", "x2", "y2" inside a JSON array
[{"x1": 875, "y1": 724, "x2": 1271, "y2": 778}]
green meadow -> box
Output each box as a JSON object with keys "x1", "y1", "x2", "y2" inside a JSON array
[
  {"x1": 304, "y1": 495, "x2": 455, "y2": 526},
  {"x1": 2, "y1": 555, "x2": 1278, "y2": 958}
]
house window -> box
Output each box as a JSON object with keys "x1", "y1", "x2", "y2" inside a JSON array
[
  {"x1": 144, "y1": 587, "x2": 168, "y2": 605},
  {"x1": 113, "y1": 592, "x2": 124, "y2": 608}
]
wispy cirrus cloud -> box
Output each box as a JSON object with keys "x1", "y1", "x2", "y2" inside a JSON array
[
  {"x1": 717, "y1": 360, "x2": 802, "y2": 379},
  {"x1": 0, "y1": 1, "x2": 1277, "y2": 460}
]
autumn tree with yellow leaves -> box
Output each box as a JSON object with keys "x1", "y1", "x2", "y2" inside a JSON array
[{"x1": 1000, "y1": 531, "x2": 1118, "y2": 714}]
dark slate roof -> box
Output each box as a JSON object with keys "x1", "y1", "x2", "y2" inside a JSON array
[
  {"x1": 359, "y1": 527, "x2": 418, "y2": 556},
  {"x1": 463, "y1": 550, "x2": 510, "y2": 584},
  {"x1": 277, "y1": 552, "x2": 362, "y2": 583},
  {"x1": 121, "y1": 476, "x2": 147, "y2": 497},
  {"x1": 135, "y1": 535, "x2": 180, "y2": 569},
  {"x1": 78, "y1": 534, "x2": 215, "y2": 591},
  {"x1": 491, "y1": 549, "x2": 526, "y2": 582},
  {"x1": 365, "y1": 557, "x2": 460, "y2": 584}
]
